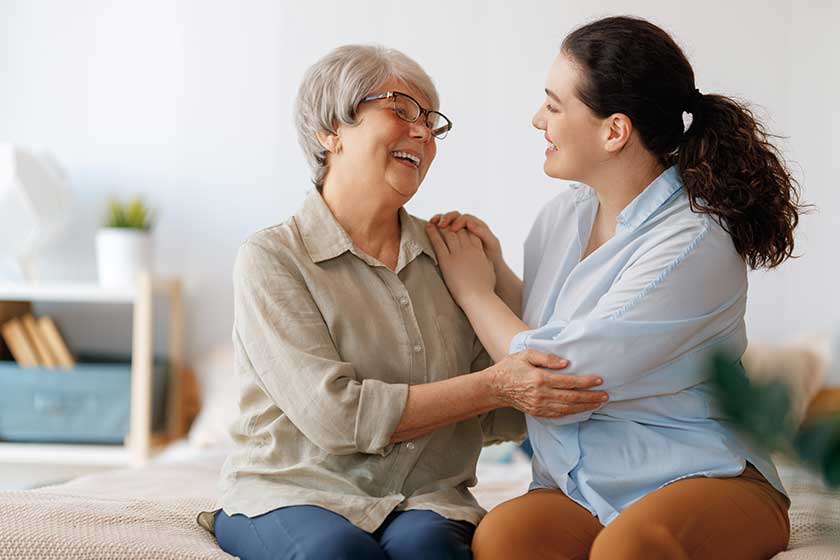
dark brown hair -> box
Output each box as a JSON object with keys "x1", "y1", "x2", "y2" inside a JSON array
[{"x1": 562, "y1": 16, "x2": 805, "y2": 269}]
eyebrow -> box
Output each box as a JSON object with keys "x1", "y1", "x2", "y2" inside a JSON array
[{"x1": 545, "y1": 88, "x2": 562, "y2": 104}]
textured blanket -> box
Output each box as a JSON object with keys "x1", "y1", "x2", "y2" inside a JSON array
[
  {"x1": 0, "y1": 450, "x2": 839, "y2": 559},
  {"x1": 0, "y1": 454, "x2": 233, "y2": 560}
]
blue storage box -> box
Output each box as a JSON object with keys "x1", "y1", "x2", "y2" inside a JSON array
[{"x1": 0, "y1": 355, "x2": 168, "y2": 444}]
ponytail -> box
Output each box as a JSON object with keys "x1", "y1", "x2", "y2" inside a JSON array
[{"x1": 676, "y1": 94, "x2": 803, "y2": 269}]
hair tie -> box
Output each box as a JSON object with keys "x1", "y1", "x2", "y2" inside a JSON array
[
  {"x1": 686, "y1": 88, "x2": 703, "y2": 113},
  {"x1": 681, "y1": 88, "x2": 704, "y2": 134}
]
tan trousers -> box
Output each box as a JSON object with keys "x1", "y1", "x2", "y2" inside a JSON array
[{"x1": 472, "y1": 466, "x2": 789, "y2": 560}]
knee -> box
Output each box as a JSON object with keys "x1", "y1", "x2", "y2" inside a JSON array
[
  {"x1": 591, "y1": 522, "x2": 686, "y2": 560},
  {"x1": 215, "y1": 510, "x2": 384, "y2": 560},
  {"x1": 385, "y1": 516, "x2": 474, "y2": 560},
  {"x1": 472, "y1": 506, "x2": 533, "y2": 559}
]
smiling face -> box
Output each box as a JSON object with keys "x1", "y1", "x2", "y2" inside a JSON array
[
  {"x1": 532, "y1": 53, "x2": 607, "y2": 183},
  {"x1": 329, "y1": 78, "x2": 437, "y2": 202}
]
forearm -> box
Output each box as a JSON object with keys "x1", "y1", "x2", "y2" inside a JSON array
[
  {"x1": 390, "y1": 369, "x2": 499, "y2": 443},
  {"x1": 493, "y1": 260, "x2": 523, "y2": 317},
  {"x1": 460, "y1": 291, "x2": 529, "y2": 363}
]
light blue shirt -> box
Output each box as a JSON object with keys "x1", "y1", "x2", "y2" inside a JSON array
[{"x1": 511, "y1": 166, "x2": 786, "y2": 525}]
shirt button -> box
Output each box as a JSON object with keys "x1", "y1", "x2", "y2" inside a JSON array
[
  {"x1": 406, "y1": 442, "x2": 416, "y2": 450},
  {"x1": 399, "y1": 297, "x2": 409, "y2": 306},
  {"x1": 413, "y1": 344, "x2": 422, "y2": 353}
]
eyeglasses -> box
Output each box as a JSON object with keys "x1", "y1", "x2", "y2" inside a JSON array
[{"x1": 358, "y1": 91, "x2": 452, "y2": 139}]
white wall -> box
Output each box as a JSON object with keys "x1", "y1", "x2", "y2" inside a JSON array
[{"x1": 0, "y1": 0, "x2": 833, "y2": 361}]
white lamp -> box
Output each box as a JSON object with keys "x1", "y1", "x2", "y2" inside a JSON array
[{"x1": 0, "y1": 145, "x2": 71, "y2": 282}]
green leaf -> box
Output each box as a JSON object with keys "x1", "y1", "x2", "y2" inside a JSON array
[
  {"x1": 795, "y1": 417, "x2": 840, "y2": 488},
  {"x1": 710, "y1": 351, "x2": 796, "y2": 452},
  {"x1": 103, "y1": 197, "x2": 154, "y2": 230}
]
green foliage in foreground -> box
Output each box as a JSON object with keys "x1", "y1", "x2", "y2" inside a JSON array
[{"x1": 712, "y1": 352, "x2": 840, "y2": 487}]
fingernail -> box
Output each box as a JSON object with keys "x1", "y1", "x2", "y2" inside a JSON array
[
  {"x1": 559, "y1": 360, "x2": 569, "y2": 367},
  {"x1": 596, "y1": 377, "x2": 604, "y2": 384},
  {"x1": 601, "y1": 394, "x2": 609, "y2": 401}
]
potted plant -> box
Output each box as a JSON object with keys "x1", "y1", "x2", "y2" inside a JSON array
[{"x1": 95, "y1": 198, "x2": 155, "y2": 287}]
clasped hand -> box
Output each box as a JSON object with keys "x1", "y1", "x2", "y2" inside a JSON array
[{"x1": 425, "y1": 217, "x2": 495, "y2": 306}]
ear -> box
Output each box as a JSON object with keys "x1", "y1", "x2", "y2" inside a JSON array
[
  {"x1": 316, "y1": 130, "x2": 342, "y2": 154},
  {"x1": 603, "y1": 113, "x2": 632, "y2": 153}
]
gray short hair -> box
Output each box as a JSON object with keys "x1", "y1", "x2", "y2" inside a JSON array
[{"x1": 294, "y1": 44, "x2": 440, "y2": 189}]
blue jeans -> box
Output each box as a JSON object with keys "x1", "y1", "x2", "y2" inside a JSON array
[{"x1": 214, "y1": 505, "x2": 475, "y2": 560}]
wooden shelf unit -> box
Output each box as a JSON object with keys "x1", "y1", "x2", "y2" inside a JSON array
[{"x1": 0, "y1": 273, "x2": 185, "y2": 467}]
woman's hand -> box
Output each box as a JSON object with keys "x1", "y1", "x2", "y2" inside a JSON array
[
  {"x1": 429, "y1": 211, "x2": 524, "y2": 318},
  {"x1": 487, "y1": 349, "x2": 608, "y2": 417},
  {"x1": 430, "y1": 211, "x2": 503, "y2": 270},
  {"x1": 426, "y1": 223, "x2": 496, "y2": 306}
]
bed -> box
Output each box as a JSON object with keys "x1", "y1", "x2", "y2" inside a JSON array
[
  {"x1": 2, "y1": 337, "x2": 836, "y2": 559},
  {"x1": 0, "y1": 441, "x2": 838, "y2": 560}
]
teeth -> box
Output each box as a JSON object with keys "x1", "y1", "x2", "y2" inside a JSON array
[
  {"x1": 391, "y1": 151, "x2": 420, "y2": 166},
  {"x1": 547, "y1": 142, "x2": 558, "y2": 151}
]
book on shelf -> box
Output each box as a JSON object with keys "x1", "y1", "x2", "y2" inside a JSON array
[
  {"x1": 0, "y1": 318, "x2": 39, "y2": 368},
  {"x1": 38, "y1": 316, "x2": 75, "y2": 370},
  {"x1": 0, "y1": 314, "x2": 76, "y2": 370},
  {"x1": 21, "y1": 314, "x2": 58, "y2": 369}
]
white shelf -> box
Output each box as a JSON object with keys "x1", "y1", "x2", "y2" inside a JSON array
[
  {"x1": 0, "y1": 279, "x2": 179, "y2": 304},
  {"x1": 0, "y1": 442, "x2": 133, "y2": 466},
  {"x1": 0, "y1": 274, "x2": 186, "y2": 468},
  {"x1": 0, "y1": 440, "x2": 170, "y2": 466}
]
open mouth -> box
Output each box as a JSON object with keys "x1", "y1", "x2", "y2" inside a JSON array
[
  {"x1": 546, "y1": 142, "x2": 558, "y2": 151},
  {"x1": 391, "y1": 150, "x2": 421, "y2": 170}
]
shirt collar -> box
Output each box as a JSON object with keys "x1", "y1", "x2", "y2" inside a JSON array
[
  {"x1": 295, "y1": 190, "x2": 437, "y2": 268},
  {"x1": 615, "y1": 165, "x2": 683, "y2": 232}
]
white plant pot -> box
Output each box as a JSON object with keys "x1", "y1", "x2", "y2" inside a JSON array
[{"x1": 95, "y1": 228, "x2": 153, "y2": 288}]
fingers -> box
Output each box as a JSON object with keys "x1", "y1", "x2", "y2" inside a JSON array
[
  {"x1": 451, "y1": 214, "x2": 485, "y2": 234},
  {"x1": 552, "y1": 388, "x2": 610, "y2": 404},
  {"x1": 521, "y1": 349, "x2": 569, "y2": 370},
  {"x1": 525, "y1": 399, "x2": 604, "y2": 418},
  {"x1": 437, "y1": 211, "x2": 462, "y2": 228},
  {"x1": 455, "y1": 229, "x2": 475, "y2": 249},
  {"x1": 549, "y1": 373, "x2": 605, "y2": 390},
  {"x1": 449, "y1": 214, "x2": 470, "y2": 232},
  {"x1": 428, "y1": 219, "x2": 487, "y2": 253},
  {"x1": 440, "y1": 226, "x2": 461, "y2": 252},
  {"x1": 425, "y1": 223, "x2": 450, "y2": 257}
]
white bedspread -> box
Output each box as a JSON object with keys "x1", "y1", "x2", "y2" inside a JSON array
[
  {"x1": 0, "y1": 447, "x2": 232, "y2": 560},
  {"x1": 0, "y1": 445, "x2": 837, "y2": 559}
]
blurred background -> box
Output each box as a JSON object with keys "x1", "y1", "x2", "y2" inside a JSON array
[{"x1": 0, "y1": 0, "x2": 837, "y2": 367}]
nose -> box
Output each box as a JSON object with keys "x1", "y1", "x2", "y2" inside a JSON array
[
  {"x1": 408, "y1": 119, "x2": 433, "y2": 143},
  {"x1": 532, "y1": 110, "x2": 546, "y2": 131}
]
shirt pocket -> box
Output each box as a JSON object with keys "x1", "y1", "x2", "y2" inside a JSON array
[{"x1": 434, "y1": 314, "x2": 477, "y2": 380}]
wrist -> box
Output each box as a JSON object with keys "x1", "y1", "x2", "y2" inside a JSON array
[
  {"x1": 478, "y1": 365, "x2": 505, "y2": 409},
  {"x1": 490, "y1": 252, "x2": 506, "y2": 274},
  {"x1": 458, "y1": 289, "x2": 496, "y2": 315}
]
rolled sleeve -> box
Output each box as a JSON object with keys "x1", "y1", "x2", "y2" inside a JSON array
[
  {"x1": 234, "y1": 241, "x2": 408, "y2": 456},
  {"x1": 355, "y1": 379, "x2": 409, "y2": 454}
]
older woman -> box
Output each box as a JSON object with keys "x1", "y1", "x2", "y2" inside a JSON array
[{"x1": 197, "y1": 45, "x2": 607, "y2": 560}]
